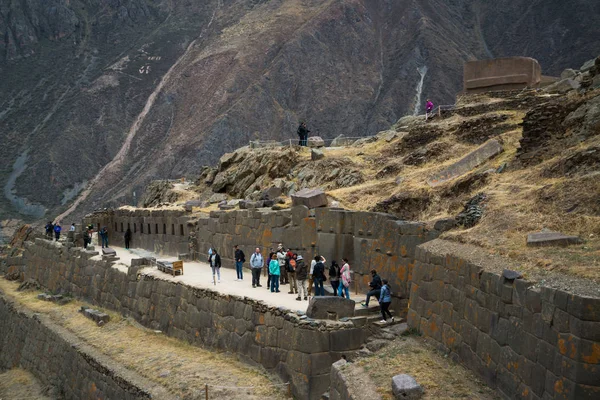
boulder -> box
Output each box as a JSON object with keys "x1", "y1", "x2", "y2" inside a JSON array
[
  {"x1": 262, "y1": 186, "x2": 282, "y2": 201},
  {"x1": 331, "y1": 134, "x2": 356, "y2": 147},
  {"x1": 227, "y1": 199, "x2": 241, "y2": 207},
  {"x1": 311, "y1": 148, "x2": 325, "y2": 161},
  {"x1": 307, "y1": 136, "x2": 325, "y2": 148},
  {"x1": 306, "y1": 296, "x2": 356, "y2": 320},
  {"x1": 392, "y1": 375, "x2": 423, "y2": 399},
  {"x1": 433, "y1": 217, "x2": 457, "y2": 232},
  {"x1": 184, "y1": 199, "x2": 204, "y2": 212},
  {"x1": 580, "y1": 57, "x2": 598, "y2": 72},
  {"x1": 543, "y1": 78, "x2": 580, "y2": 94},
  {"x1": 208, "y1": 193, "x2": 228, "y2": 204},
  {"x1": 218, "y1": 152, "x2": 237, "y2": 171},
  {"x1": 560, "y1": 68, "x2": 578, "y2": 80},
  {"x1": 291, "y1": 188, "x2": 328, "y2": 209},
  {"x1": 526, "y1": 231, "x2": 583, "y2": 247}
]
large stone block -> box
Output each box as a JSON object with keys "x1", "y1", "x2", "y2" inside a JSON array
[
  {"x1": 428, "y1": 139, "x2": 503, "y2": 186},
  {"x1": 291, "y1": 188, "x2": 328, "y2": 209},
  {"x1": 391, "y1": 374, "x2": 424, "y2": 399},
  {"x1": 306, "y1": 297, "x2": 355, "y2": 320},
  {"x1": 527, "y1": 232, "x2": 583, "y2": 247},
  {"x1": 307, "y1": 136, "x2": 325, "y2": 148},
  {"x1": 463, "y1": 57, "x2": 541, "y2": 93}
]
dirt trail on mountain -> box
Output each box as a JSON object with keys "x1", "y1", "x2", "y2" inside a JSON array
[{"x1": 55, "y1": 3, "x2": 220, "y2": 223}]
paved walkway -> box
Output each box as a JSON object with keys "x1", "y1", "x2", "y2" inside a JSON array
[{"x1": 110, "y1": 246, "x2": 310, "y2": 312}]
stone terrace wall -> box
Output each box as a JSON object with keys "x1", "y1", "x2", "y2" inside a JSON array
[
  {"x1": 3, "y1": 239, "x2": 370, "y2": 399},
  {"x1": 84, "y1": 209, "x2": 191, "y2": 256},
  {"x1": 93, "y1": 206, "x2": 439, "y2": 310},
  {"x1": 0, "y1": 296, "x2": 166, "y2": 400},
  {"x1": 407, "y1": 239, "x2": 600, "y2": 400}
]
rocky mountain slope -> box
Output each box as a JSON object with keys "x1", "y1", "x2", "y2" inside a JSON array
[{"x1": 1, "y1": 0, "x2": 600, "y2": 228}]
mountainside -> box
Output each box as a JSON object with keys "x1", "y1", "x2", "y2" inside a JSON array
[{"x1": 1, "y1": 0, "x2": 600, "y2": 226}]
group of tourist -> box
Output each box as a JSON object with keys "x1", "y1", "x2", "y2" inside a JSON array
[
  {"x1": 44, "y1": 221, "x2": 78, "y2": 241},
  {"x1": 207, "y1": 243, "x2": 395, "y2": 323}
]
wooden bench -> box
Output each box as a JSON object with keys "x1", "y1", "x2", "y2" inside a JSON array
[{"x1": 156, "y1": 260, "x2": 184, "y2": 276}]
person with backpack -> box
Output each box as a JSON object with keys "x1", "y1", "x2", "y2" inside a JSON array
[
  {"x1": 208, "y1": 249, "x2": 222, "y2": 284},
  {"x1": 45, "y1": 222, "x2": 53, "y2": 239},
  {"x1": 53, "y1": 222, "x2": 62, "y2": 241},
  {"x1": 379, "y1": 279, "x2": 394, "y2": 323},
  {"x1": 100, "y1": 227, "x2": 109, "y2": 248},
  {"x1": 269, "y1": 253, "x2": 280, "y2": 293},
  {"x1": 287, "y1": 253, "x2": 298, "y2": 294},
  {"x1": 312, "y1": 256, "x2": 327, "y2": 296},
  {"x1": 250, "y1": 247, "x2": 264, "y2": 288},
  {"x1": 338, "y1": 258, "x2": 352, "y2": 299},
  {"x1": 124, "y1": 227, "x2": 132, "y2": 249},
  {"x1": 361, "y1": 269, "x2": 382, "y2": 307},
  {"x1": 329, "y1": 261, "x2": 341, "y2": 296},
  {"x1": 295, "y1": 255, "x2": 308, "y2": 301},
  {"x1": 297, "y1": 122, "x2": 310, "y2": 146},
  {"x1": 234, "y1": 245, "x2": 245, "y2": 281}
]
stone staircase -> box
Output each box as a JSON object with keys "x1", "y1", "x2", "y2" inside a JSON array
[{"x1": 350, "y1": 302, "x2": 402, "y2": 328}]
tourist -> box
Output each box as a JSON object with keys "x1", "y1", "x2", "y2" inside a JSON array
[
  {"x1": 361, "y1": 269, "x2": 382, "y2": 307},
  {"x1": 269, "y1": 254, "x2": 280, "y2": 293},
  {"x1": 45, "y1": 221, "x2": 54, "y2": 239},
  {"x1": 53, "y1": 222, "x2": 62, "y2": 241},
  {"x1": 277, "y1": 245, "x2": 287, "y2": 285},
  {"x1": 100, "y1": 226, "x2": 109, "y2": 248},
  {"x1": 425, "y1": 99, "x2": 434, "y2": 121},
  {"x1": 329, "y1": 260, "x2": 341, "y2": 296},
  {"x1": 287, "y1": 253, "x2": 298, "y2": 294},
  {"x1": 234, "y1": 245, "x2": 245, "y2": 281},
  {"x1": 250, "y1": 247, "x2": 264, "y2": 288},
  {"x1": 69, "y1": 223, "x2": 76, "y2": 232},
  {"x1": 124, "y1": 227, "x2": 132, "y2": 249},
  {"x1": 295, "y1": 255, "x2": 308, "y2": 301},
  {"x1": 83, "y1": 229, "x2": 90, "y2": 249},
  {"x1": 379, "y1": 279, "x2": 394, "y2": 323},
  {"x1": 209, "y1": 249, "x2": 222, "y2": 284},
  {"x1": 266, "y1": 248, "x2": 275, "y2": 290},
  {"x1": 312, "y1": 256, "x2": 326, "y2": 296},
  {"x1": 297, "y1": 122, "x2": 310, "y2": 147},
  {"x1": 338, "y1": 258, "x2": 351, "y2": 299},
  {"x1": 308, "y1": 255, "x2": 326, "y2": 297}
]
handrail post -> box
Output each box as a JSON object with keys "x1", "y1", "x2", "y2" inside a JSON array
[{"x1": 205, "y1": 384, "x2": 209, "y2": 400}]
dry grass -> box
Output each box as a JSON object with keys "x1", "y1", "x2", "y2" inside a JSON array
[
  {"x1": 0, "y1": 279, "x2": 286, "y2": 400},
  {"x1": 0, "y1": 368, "x2": 51, "y2": 400},
  {"x1": 355, "y1": 336, "x2": 500, "y2": 399}
]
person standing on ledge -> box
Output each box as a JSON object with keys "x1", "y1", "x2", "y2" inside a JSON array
[
  {"x1": 379, "y1": 279, "x2": 394, "y2": 323},
  {"x1": 250, "y1": 247, "x2": 264, "y2": 288},
  {"x1": 269, "y1": 253, "x2": 280, "y2": 293},
  {"x1": 234, "y1": 245, "x2": 245, "y2": 281},
  {"x1": 425, "y1": 99, "x2": 434, "y2": 121},
  {"x1": 339, "y1": 258, "x2": 352, "y2": 299},
  {"x1": 69, "y1": 223, "x2": 76, "y2": 232},
  {"x1": 297, "y1": 121, "x2": 310, "y2": 146},
  {"x1": 124, "y1": 227, "x2": 132, "y2": 250},
  {"x1": 100, "y1": 226, "x2": 109, "y2": 249},
  {"x1": 53, "y1": 222, "x2": 62, "y2": 241}
]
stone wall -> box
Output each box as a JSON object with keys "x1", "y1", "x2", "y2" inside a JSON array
[
  {"x1": 407, "y1": 239, "x2": 600, "y2": 400},
  {"x1": 3, "y1": 239, "x2": 370, "y2": 399},
  {"x1": 85, "y1": 208, "x2": 191, "y2": 256},
  {"x1": 0, "y1": 295, "x2": 166, "y2": 400},
  {"x1": 87, "y1": 206, "x2": 439, "y2": 310}
]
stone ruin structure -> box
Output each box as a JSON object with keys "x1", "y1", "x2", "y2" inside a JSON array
[
  {"x1": 1, "y1": 204, "x2": 599, "y2": 399},
  {"x1": 464, "y1": 57, "x2": 541, "y2": 94}
]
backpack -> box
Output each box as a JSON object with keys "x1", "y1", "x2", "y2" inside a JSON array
[{"x1": 288, "y1": 258, "x2": 297, "y2": 272}]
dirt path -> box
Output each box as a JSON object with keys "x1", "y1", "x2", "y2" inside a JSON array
[{"x1": 55, "y1": 2, "x2": 221, "y2": 224}]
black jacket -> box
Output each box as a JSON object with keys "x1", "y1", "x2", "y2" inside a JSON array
[
  {"x1": 210, "y1": 253, "x2": 221, "y2": 268},
  {"x1": 369, "y1": 274, "x2": 382, "y2": 290},
  {"x1": 124, "y1": 229, "x2": 131, "y2": 240},
  {"x1": 297, "y1": 125, "x2": 310, "y2": 137},
  {"x1": 235, "y1": 249, "x2": 245, "y2": 262},
  {"x1": 313, "y1": 261, "x2": 326, "y2": 280},
  {"x1": 329, "y1": 264, "x2": 340, "y2": 281}
]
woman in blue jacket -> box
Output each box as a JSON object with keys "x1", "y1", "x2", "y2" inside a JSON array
[
  {"x1": 269, "y1": 254, "x2": 280, "y2": 293},
  {"x1": 379, "y1": 279, "x2": 394, "y2": 323}
]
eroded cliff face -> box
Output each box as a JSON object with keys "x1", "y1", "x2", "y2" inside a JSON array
[{"x1": 1, "y1": 0, "x2": 599, "y2": 224}]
